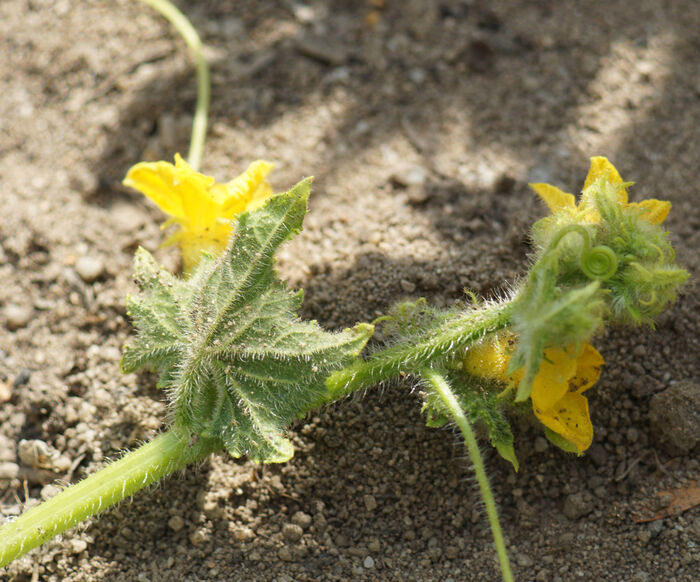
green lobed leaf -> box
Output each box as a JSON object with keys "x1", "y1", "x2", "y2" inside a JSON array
[{"x1": 121, "y1": 179, "x2": 373, "y2": 463}]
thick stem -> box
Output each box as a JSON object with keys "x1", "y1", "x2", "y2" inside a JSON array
[
  {"x1": 0, "y1": 429, "x2": 219, "y2": 568},
  {"x1": 140, "y1": 0, "x2": 210, "y2": 171},
  {"x1": 422, "y1": 368, "x2": 514, "y2": 582},
  {"x1": 326, "y1": 302, "x2": 512, "y2": 399}
]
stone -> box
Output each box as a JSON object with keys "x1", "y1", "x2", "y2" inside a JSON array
[
  {"x1": 295, "y1": 34, "x2": 348, "y2": 66},
  {"x1": 534, "y1": 436, "x2": 549, "y2": 453},
  {"x1": 648, "y1": 381, "x2": 700, "y2": 454},
  {"x1": 0, "y1": 462, "x2": 20, "y2": 479},
  {"x1": 41, "y1": 483, "x2": 62, "y2": 500},
  {"x1": 75, "y1": 256, "x2": 104, "y2": 283},
  {"x1": 282, "y1": 523, "x2": 303, "y2": 543},
  {"x1": 291, "y1": 511, "x2": 312, "y2": 530},
  {"x1": 168, "y1": 515, "x2": 185, "y2": 532},
  {"x1": 391, "y1": 166, "x2": 428, "y2": 188},
  {"x1": 0, "y1": 380, "x2": 11, "y2": 403},
  {"x1": 400, "y1": 279, "x2": 416, "y2": 293},
  {"x1": 563, "y1": 493, "x2": 593, "y2": 520},
  {"x1": 4, "y1": 304, "x2": 33, "y2": 330},
  {"x1": 363, "y1": 494, "x2": 378, "y2": 511},
  {"x1": 277, "y1": 546, "x2": 293, "y2": 562},
  {"x1": 18, "y1": 439, "x2": 53, "y2": 469},
  {"x1": 69, "y1": 539, "x2": 88, "y2": 554}
]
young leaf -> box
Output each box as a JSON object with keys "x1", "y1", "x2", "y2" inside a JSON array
[{"x1": 121, "y1": 179, "x2": 373, "y2": 463}]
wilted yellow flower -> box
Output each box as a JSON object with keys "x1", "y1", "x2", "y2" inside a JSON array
[
  {"x1": 464, "y1": 336, "x2": 604, "y2": 452},
  {"x1": 530, "y1": 156, "x2": 670, "y2": 225},
  {"x1": 123, "y1": 154, "x2": 275, "y2": 272}
]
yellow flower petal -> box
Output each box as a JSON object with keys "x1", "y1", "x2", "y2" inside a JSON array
[
  {"x1": 222, "y1": 160, "x2": 275, "y2": 215},
  {"x1": 464, "y1": 337, "x2": 601, "y2": 452},
  {"x1": 529, "y1": 347, "x2": 578, "y2": 411},
  {"x1": 123, "y1": 160, "x2": 186, "y2": 218},
  {"x1": 529, "y1": 183, "x2": 577, "y2": 215},
  {"x1": 123, "y1": 154, "x2": 277, "y2": 273},
  {"x1": 627, "y1": 199, "x2": 671, "y2": 225},
  {"x1": 533, "y1": 391, "x2": 593, "y2": 452},
  {"x1": 179, "y1": 222, "x2": 234, "y2": 272},
  {"x1": 569, "y1": 344, "x2": 604, "y2": 394},
  {"x1": 171, "y1": 154, "x2": 220, "y2": 224},
  {"x1": 583, "y1": 157, "x2": 628, "y2": 203}
]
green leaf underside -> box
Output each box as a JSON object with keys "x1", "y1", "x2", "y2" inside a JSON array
[
  {"x1": 423, "y1": 373, "x2": 518, "y2": 470},
  {"x1": 122, "y1": 180, "x2": 373, "y2": 463}
]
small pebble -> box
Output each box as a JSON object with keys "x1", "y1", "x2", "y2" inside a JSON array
[
  {"x1": 168, "y1": 515, "x2": 185, "y2": 532},
  {"x1": 295, "y1": 34, "x2": 348, "y2": 66},
  {"x1": 647, "y1": 519, "x2": 664, "y2": 537},
  {"x1": 13, "y1": 368, "x2": 31, "y2": 389},
  {"x1": 277, "y1": 546, "x2": 294, "y2": 562},
  {"x1": 292, "y1": 4, "x2": 316, "y2": 23},
  {"x1": 408, "y1": 67, "x2": 426, "y2": 84},
  {"x1": 534, "y1": 436, "x2": 549, "y2": 453},
  {"x1": 400, "y1": 279, "x2": 416, "y2": 293},
  {"x1": 18, "y1": 439, "x2": 53, "y2": 469},
  {"x1": 41, "y1": 483, "x2": 62, "y2": 500},
  {"x1": 391, "y1": 166, "x2": 428, "y2": 187},
  {"x1": 4, "y1": 304, "x2": 33, "y2": 330},
  {"x1": 516, "y1": 553, "x2": 534, "y2": 567},
  {"x1": 0, "y1": 434, "x2": 16, "y2": 461},
  {"x1": 638, "y1": 529, "x2": 652, "y2": 545},
  {"x1": 648, "y1": 381, "x2": 700, "y2": 454},
  {"x1": 563, "y1": 493, "x2": 593, "y2": 520},
  {"x1": 632, "y1": 344, "x2": 647, "y2": 358},
  {"x1": 69, "y1": 539, "x2": 88, "y2": 554},
  {"x1": 0, "y1": 380, "x2": 11, "y2": 403},
  {"x1": 75, "y1": 256, "x2": 104, "y2": 283},
  {"x1": 189, "y1": 528, "x2": 208, "y2": 546},
  {"x1": 0, "y1": 462, "x2": 20, "y2": 479},
  {"x1": 363, "y1": 556, "x2": 375, "y2": 568},
  {"x1": 282, "y1": 523, "x2": 303, "y2": 543},
  {"x1": 291, "y1": 511, "x2": 312, "y2": 530},
  {"x1": 363, "y1": 494, "x2": 378, "y2": 512}
]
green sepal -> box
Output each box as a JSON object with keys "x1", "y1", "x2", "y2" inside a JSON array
[
  {"x1": 422, "y1": 374, "x2": 518, "y2": 471},
  {"x1": 544, "y1": 427, "x2": 581, "y2": 455},
  {"x1": 122, "y1": 179, "x2": 373, "y2": 463},
  {"x1": 509, "y1": 278, "x2": 605, "y2": 402}
]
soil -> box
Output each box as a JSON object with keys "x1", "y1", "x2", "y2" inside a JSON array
[{"x1": 1, "y1": 1, "x2": 698, "y2": 581}]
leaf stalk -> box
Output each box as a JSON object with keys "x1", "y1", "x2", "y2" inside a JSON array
[
  {"x1": 421, "y1": 368, "x2": 514, "y2": 582},
  {"x1": 0, "y1": 429, "x2": 219, "y2": 568}
]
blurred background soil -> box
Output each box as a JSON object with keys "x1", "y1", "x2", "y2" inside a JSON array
[{"x1": 1, "y1": 1, "x2": 698, "y2": 580}]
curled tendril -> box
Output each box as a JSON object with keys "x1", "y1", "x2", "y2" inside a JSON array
[
  {"x1": 649, "y1": 243, "x2": 665, "y2": 263},
  {"x1": 581, "y1": 245, "x2": 619, "y2": 281},
  {"x1": 543, "y1": 225, "x2": 619, "y2": 281},
  {"x1": 638, "y1": 290, "x2": 658, "y2": 307}
]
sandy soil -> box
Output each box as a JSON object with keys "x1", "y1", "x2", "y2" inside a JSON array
[{"x1": 1, "y1": 1, "x2": 698, "y2": 581}]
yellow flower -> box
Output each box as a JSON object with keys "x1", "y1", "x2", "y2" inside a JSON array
[
  {"x1": 529, "y1": 156, "x2": 670, "y2": 225},
  {"x1": 464, "y1": 336, "x2": 605, "y2": 452},
  {"x1": 123, "y1": 154, "x2": 275, "y2": 272}
]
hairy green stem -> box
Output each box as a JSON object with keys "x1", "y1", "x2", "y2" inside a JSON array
[
  {"x1": 140, "y1": 0, "x2": 210, "y2": 170},
  {"x1": 326, "y1": 302, "x2": 512, "y2": 398},
  {"x1": 421, "y1": 369, "x2": 514, "y2": 582},
  {"x1": 0, "y1": 429, "x2": 219, "y2": 568}
]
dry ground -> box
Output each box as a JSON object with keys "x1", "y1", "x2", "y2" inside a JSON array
[{"x1": 1, "y1": 1, "x2": 698, "y2": 581}]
